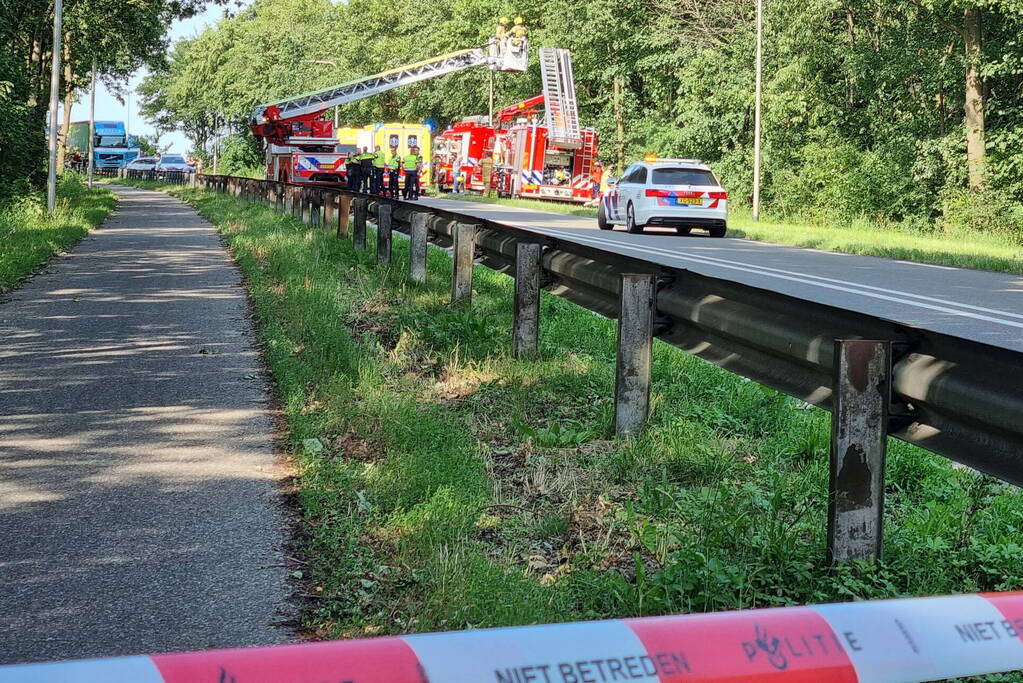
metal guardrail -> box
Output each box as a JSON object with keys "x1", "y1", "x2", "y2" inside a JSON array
[
  {"x1": 118, "y1": 168, "x2": 196, "y2": 185},
  {"x1": 195, "y1": 174, "x2": 1023, "y2": 563},
  {"x1": 3, "y1": 592, "x2": 1023, "y2": 681}
]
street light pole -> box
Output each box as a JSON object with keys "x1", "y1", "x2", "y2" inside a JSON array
[
  {"x1": 46, "y1": 0, "x2": 63, "y2": 214},
  {"x1": 88, "y1": 61, "x2": 96, "y2": 189},
  {"x1": 752, "y1": 0, "x2": 763, "y2": 222}
]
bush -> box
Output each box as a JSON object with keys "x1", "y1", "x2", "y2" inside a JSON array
[
  {"x1": 219, "y1": 133, "x2": 265, "y2": 177},
  {"x1": 942, "y1": 188, "x2": 1023, "y2": 242}
]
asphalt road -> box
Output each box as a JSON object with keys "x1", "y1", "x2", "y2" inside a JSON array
[
  {"x1": 0, "y1": 187, "x2": 292, "y2": 664},
  {"x1": 420, "y1": 197, "x2": 1023, "y2": 352}
]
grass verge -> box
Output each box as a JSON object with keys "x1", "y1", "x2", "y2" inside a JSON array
[
  {"x1": 161, "y1": 184, "x2": 1022, "y2": 649},
  {"x1": 440, "y1": 192, "x2": 1023, "y2": 275},
  {"x1": 0, "y1": 174, "x2": 116, "y2": 293}
]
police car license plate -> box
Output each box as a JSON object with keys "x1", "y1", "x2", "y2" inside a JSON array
[{"x1": 674, "y1": 197, "x2": 702, "y2": 205}]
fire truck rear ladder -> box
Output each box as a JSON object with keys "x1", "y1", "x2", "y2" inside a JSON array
[{"x1": 539, "y1": 47, "x2": 582, "y2": 149}]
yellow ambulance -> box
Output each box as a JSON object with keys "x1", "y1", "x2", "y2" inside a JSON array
[{"x1": 336, "y1": 123, "x2": 432, "y2": 185}]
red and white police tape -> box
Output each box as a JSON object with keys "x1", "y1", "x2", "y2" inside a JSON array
[{"x1": 3, "y1": 592, "x2": 1023, "y2": 682}]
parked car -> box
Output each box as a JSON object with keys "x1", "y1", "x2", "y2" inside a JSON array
[
  {"x1": 597, "y1": 157, "x2": 728, "y2": 237},
  {"x1": 156, "y1": 154, "x2": 195, "y2": 173},
  {"x1": 125, "y1": 156, "x2": 159, "y2": 171}
]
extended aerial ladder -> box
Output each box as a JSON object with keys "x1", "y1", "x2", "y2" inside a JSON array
[
  {"x1": 250, "y1": 39, "x2": 528, "y2": 143},
  {"x1": 538, "y1": 47, "x2": 582, "y2": 148},
  {"x1": 492, "y1": 49, "x2": 581, "y2": 139}
]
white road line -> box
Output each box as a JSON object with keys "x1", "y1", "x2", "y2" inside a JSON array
[
  {"x1": 894, "y1": 260, "x2": 959, "y2": 271},
  {"x1": 525, "y1": 226, "x2": 1023, "y2": 331},
  {"x1": 531, "y1": 226, "x2": 1023, "y2": 322},
  {"x1": 427, "y1": 200, "x2": 1022, "y2": 326}
]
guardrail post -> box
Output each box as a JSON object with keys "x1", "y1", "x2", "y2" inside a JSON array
[
  {"x1": 827, "y1": 339, "x2": 890, "y2": 565},
  {"x1": 451, "y1": 223, "x2": 477, "y2": 308},
  {"x1": 323, "y1": 191, "x2": 335, "y2": 232},
  {"x1": 614, "y1": 274, "x2": 655, "y2": 438},
  {"x1": 377, "y1": 203, "x2": 393, "y2": 263},
  {"x1": 409, "y1": 212, "x2": 428, "y2": 283},
  {"x1": 275, "y1": 183, "x2": 284, "y2": 212},
  {"x1": 337, "y1": 195, "x2": 351, "y2": 239},
  {"x1": 353, "y1": 199, "x2": 368, "y2": 249},
  {"x1": 512, "y1": 242, "x2": 541, "y2": 357},
  {"x1": 302, "y1": 188, "x2": 313, "y2": 224},
  {"x1": 310, "y1": 190, "x2": 321, "y2": 228},
  {"x1": 292, "y1": 186, "x2": 302, "y2": 219}
]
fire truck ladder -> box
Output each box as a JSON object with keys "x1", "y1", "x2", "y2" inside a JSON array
[
  {"x1": 539, "y1": 47, "x2": 582, "y2": 149},
  {"x1": 251, "y1": 47, "x2": 511, "y2": 125}
]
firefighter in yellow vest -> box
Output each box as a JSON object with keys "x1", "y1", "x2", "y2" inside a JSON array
[
  {"x1": 371, "y1": 145, "x2": 386, "y2": 194},
  {"x1": 387, "y1": 146, "x2": 401, "y2": 198},
  {"x1": 511, "y1": 16, "x2": 527, "y2": 39},
  {"x1": 403, "y1": 146, "x2": 423, "y2": 200},
  {"x1": 496, "y1": 16, "x2": 510, "y2": 42},
  {"x1": 480, "y1": 151, "x2": 495, "y2": 198}
]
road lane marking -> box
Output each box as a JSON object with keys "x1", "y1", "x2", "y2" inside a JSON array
[
  {"x1": 524, "y1": 226, "x2": 1023, "y2": 331},
  {"x1": 422, "y1": 200, "x2": 1023, "y2": 327}
]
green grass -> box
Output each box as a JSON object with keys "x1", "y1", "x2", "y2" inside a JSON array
[
  {"x1": 0, "y1": 174, "x2": 116, "y2": 293},
  {"x1": 439, "y1": 191, "x2": 1023, "y2": 274},
  {"x1": 161, "y1": 184, "x2": 1023, "y2": 657}
]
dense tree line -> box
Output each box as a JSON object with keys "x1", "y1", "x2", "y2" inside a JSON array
[
  {"x1": 0, "y1": 0, "x2": 211, "y2": 197},
  {"x1": 142, "y1": 0, "x2": 1023, "y2": 229}
]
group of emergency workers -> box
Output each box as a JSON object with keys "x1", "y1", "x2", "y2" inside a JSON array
[
  {"x1": 344, "y1": 144, "x2": 424, "y2": 200},
  {"x1": 495, "y1": 16, "x2": 528, "y2": 45}
]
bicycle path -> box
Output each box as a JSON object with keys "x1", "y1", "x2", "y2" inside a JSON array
[{"x1": 0, "y1": 186, "x2": 292, "y2": 664}]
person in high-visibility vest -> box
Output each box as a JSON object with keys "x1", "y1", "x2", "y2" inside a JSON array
[
  {"x1": 403, "y1": 146, "x2": 423, "y2": 200},
  {"x1": 590, "y1": 160, "x2": 603, "y2": 199},
  {"x1": 355, "y1": 147, "x2": 375, "y2": 193},
  {"x1": 511, "y1": 16, "x2": 527, "y2": 39},
  {"x1": 345, "y1": 151, "x2": 361, "y2": 192},
  {"x1": 371, "y1": 145, "x2": 386, "y2": 195},
  {"x1": 387, "y1": 146, "x2": 401, "y2": 198},
  {"x1": 480, "y1": 151, "x2": 495, "y2": 198}
]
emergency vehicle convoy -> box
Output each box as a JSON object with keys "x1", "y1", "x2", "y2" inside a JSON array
[
  {"x1": 248, "y1": 23, "x2": 601, "y2": 205},
  {"x1": 249, "y1": 25, "x2": 529, "y2": 188},
  {"x1": 432, "y1": 48, "x2": 601, "y2": 204}
]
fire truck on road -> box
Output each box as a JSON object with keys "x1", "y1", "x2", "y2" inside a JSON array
[
  {"x1": 432, "y1": 49, "x2": 599, "y2": 204},
  {"x1": 249, "y1": 34, "x2": 528, "y2": 187}
]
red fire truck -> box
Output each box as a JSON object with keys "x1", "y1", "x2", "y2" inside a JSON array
[
  {"x1": 433, "y1": 117, "x2": 496, "y2": 193},
  {"x1": 260, "y1": 115, "x2": 347, "y2": 185},
  {"x1": 492, "y1": 122, "x2": 598, "y2": 203},
  {"x1": 433, "y1": 49, "x2": 600, "y2": 204}
]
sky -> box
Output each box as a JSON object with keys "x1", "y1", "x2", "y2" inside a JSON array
[{"x1": 66, "y1": 4, "x2": 237, "y2": 155}]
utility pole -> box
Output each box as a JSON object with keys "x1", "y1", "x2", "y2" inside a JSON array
[
  {"x1": 752, "y1": 0, "x2": 763, "y2": 222},
  {"x1": 488, "y1": 71, "x2": 495, "y2": 125},
  {"x1": 212, "y1": 117, "x2": 219, "y2": 174},
  {"x1": 88, "y1": 61, "x2": 96, "y2": 189},
  {"x1": 47, "y1": 0, "x2": 63, "y2": 215}
]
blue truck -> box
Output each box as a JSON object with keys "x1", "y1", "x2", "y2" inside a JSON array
[{"x1": 67, "y1": 120, "x2": 140, "y2": 169}]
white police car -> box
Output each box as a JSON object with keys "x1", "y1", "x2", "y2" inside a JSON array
[{"x1": 597, "y1": 157, "x2": 728, "y2": 237}]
